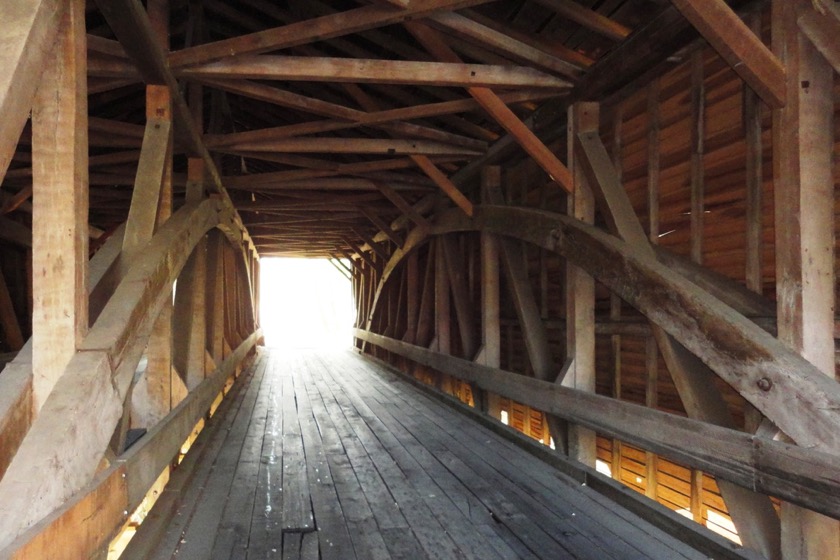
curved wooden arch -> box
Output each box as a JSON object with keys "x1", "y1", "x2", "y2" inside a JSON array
[
  {"x1": 0, "y1": 198, "x2": 259, "y2": 546},
  {"x1": 363, "y1": 205, "x2": 840, "y2": 456}
]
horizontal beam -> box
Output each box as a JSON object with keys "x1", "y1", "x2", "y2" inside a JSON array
[
  {"x1": 179, "y1": 55, "x2": 571, "y2": 89},
  {"x1": 356, "y1": 329, "x2": 840, "y2": 520},
  {"x1": 222, "y1": 137, "x2": 482, "y2": 156}
]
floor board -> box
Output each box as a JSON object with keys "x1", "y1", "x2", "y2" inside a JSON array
[{"x1": 123, "y1": 348, "x2": 734, "y2": 560}]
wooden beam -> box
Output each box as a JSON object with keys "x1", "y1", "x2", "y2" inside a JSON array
[
  {"x1": 217, "y1": 137, "x2": 481, "y2": 157},
  {"x1": 477, "y1": 167, "x2": 502, "y2": 417},
  {"x1": 473, "y1": 204, "x2": 840, "y2": 453},
  {"x1": 689, "y1": 49, "x2": 704, "y2": 265},
  {"x1": 405, "y1": 22, "x2": 575, "y2": 193},
  {"x1": 403, "y1": 251, "x2": 419, "y2": 343},
  {"x1": 433, "y1": 238, "x2": 451, "y2": 356},
  {"x1": 0, "y1": 268, "x2": 24, "y2": 351},
  {"x1": 428, "y1": 11, "x2": 582, "y2": 77},
  {"x1": 94, "y1": 0, "x2": 255, "y2": 256},
  {"x1": 355, "y1": 329, "x2": 840, "y2": 522},
  {"x1": 169, "y1": 0, "x2": 490, "y2": 67},
  {"x1": 359, "y1": 207, "x2": 404, "y2": 248},
  {"x1": 30, "y1": 0, "x2": 88, "y2": 413},
  {"x1": 564, "y1": 102, "x2": 597, "y2": 466},
  {"x1": 352, "y1": 229, "x2": 390, "y2": 262},
  {"x1": 373, "y1": 182, "x2": 430, "y2": 229},
  {"x1": 121, "y1": 113, "x2": 172, "y2": 258},
  {"x1": 411, "y1": 155, "x2": 474, "y2": 216},
  {"x1": 647, "y1": 79, "x2": 660, "y2": 241},
  {"x1": 0, "y1": 333, "x2": 261, "y2": 560},
  {"x1": 671, "y1": 0, "x2": 786, "y2": 107},
  {"x1": 529, "y1": 0, "x2": 631, "y2": 41},
  {"x1": 798, "y1": 4, "x2": 840, "y2": 74},
  {"x1": 573, "y1": 131, "x2": 781, "y2": 556},
  {"x1": 773, "y1": 1, "x2": 840, "y2": 556},
  {"x1": 744, "y1": 12, "x2": 764, "y2": 295},
  {"x1": 441, "y1": 235, "x2": 478, "y2": 359},
  {"x1": 0, "y1": 200, "x2": 227, "y2": 548},
  {"x1": 0, "y1": 0, "x2": 64, "y2": 183},
  {"x1": 180, "y1": 55, "x2": 570, "y2": 89}
]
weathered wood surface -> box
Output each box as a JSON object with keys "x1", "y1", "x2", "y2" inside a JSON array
[
  {"x1": 30, "y1": 0, "x2": 89, "y2": 414},
  {"x1": 0, "y1": 200, "x2": 227, "y2": 548},
  {"x1": 179, "y1": 56, "x2": 570, "y2": 89},
  {"x1": 0, "y1": 332, "x2": 261, "y2": 559},
  {"x1": 128, "y1": 348, "x2": 728, "y2": 560},
  {"x1": 670, "y1": 0, "x2": 785, "y2": 108},
  {"x1": 0, "y1": 0, "x2": 65, "y2": 183},
  {"x1": 356, "y1": 329, "x2": 840, "y2": 523}
]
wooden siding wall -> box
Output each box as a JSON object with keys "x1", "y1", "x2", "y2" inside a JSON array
[{"x1": 364, "y1": 13, "x2": 839, "y2": 545}]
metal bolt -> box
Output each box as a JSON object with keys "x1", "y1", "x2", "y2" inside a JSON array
[{"x1": 757, "y1": 377, "x2": 773, "y2": 391}]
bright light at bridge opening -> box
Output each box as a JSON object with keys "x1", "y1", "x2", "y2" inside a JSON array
[{"x1": 259, "y1": 258, "x2": 355, "y2": 349}]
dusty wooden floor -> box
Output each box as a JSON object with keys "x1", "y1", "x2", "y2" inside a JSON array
[{"x1": 122, "y1": 348, "x2": 719, "y2": 560}]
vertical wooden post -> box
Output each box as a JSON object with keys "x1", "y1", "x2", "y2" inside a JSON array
[
  {"x1": 688, "y1": 47, "x2": 707, "y2": 523},
  {"x1": 689, "y1": 49, "x2": 705, "y2": 264},
  {"x1": 403, "y1": 251, "x2": 419, "y2": 343},
  {"x1": 565, "y1": 102, "x2": 597, "y2": 467},
  {"x1": 772, "y1": 2, "x2": 840, "y2": 558},
  {"x1": 415, "y1": 245, "x2": 435, "y2": 348},
  {"x1": 479, "y1": 167, "x2": 502, "y2": 417},
  {"x1": 442, "y1": 235, "x2": 478, "y2": 359},
  {"x1": 30, "y1": 0, "x2": 88, "y2": 413},
  {"x1": 173, "y1": 156, "x2": 207, "y2": 390},
  {"x1": 742, "y1": 12, "x2": 765, "y2": 435},
  {"x1": 644, "y1": 336, "x2": 659, "y2": 500},
  {"x1": 647, "y1": 79, "x2": 661, "y2": 241},
  {"x1": 434, "y1": 237, "x2": 451, "y2": 356},
  {"x1": 205, "y1": 231, "x2": 226, "y2": 365},
  {"x1": 132, "y1": 0, "x2": 178, "y2": 428},
  {"x1": 610, "y1": 108, "x2": 624, "y2": 481}
]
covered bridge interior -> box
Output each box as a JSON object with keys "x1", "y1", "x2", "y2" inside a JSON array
[{"x1": 0, "y1": 0, "x2": 839, "y2": 558}]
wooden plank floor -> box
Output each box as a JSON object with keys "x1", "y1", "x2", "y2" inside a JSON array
[{"x1": 123, "y1": 348, "x2": 718, "y2": 560}]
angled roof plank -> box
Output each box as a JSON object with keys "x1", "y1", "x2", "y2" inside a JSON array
[
  {"x1": 407, "y1": 21, "x2": 575, "y2": 192},
  {"x1": 411, "y1": 155, "x2": 474, "y2": 216},
  {"x1": 798, "y1": 4, "x2": 840, "y2": 74},
  {"x1": 671, "y1": 0, "x2": 786, "y2": 107},
  {"x1": 428, "y1": 11, "x2": 586, "y2": 77},
  {"x1": 530, "y1": 0, "x2": 631, "y2": 42}
]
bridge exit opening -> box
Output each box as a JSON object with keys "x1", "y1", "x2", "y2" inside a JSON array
[{"x1": 259, "y1": 258, "x2": 355, "y2": 349}]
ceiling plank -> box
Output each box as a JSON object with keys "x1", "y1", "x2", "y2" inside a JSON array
[
  {"x1": 671, "y1": 0, "x2": 786, "y2": 108},
  {"x1": 180, "y1": 56, "x2": 572, "y2": 89}
]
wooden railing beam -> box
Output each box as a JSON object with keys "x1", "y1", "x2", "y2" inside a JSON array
[{"x1": 356, "y1": 329, "x2": 840, "y2": 522}]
